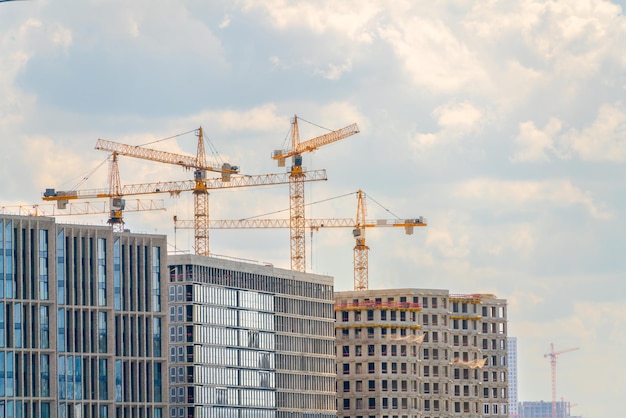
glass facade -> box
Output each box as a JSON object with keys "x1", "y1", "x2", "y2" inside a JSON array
[
  {"x1": 0, "y1": 215, "x2": 167, "y2": 418},
  {"x1": 168, "y1": 255, "x2": 336, "y2": 418}
]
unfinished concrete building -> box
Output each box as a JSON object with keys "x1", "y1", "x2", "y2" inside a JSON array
[
  {"x1": 334, "y1": 288, "x2": 508, "y2": 418},
  {"x1": 167, "y1": 254, "x2": 336, "y2": 418}
]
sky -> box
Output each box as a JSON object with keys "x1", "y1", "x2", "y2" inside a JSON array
[{"x1": 1, "y1": 1, "x2": 625, "y2": 416}]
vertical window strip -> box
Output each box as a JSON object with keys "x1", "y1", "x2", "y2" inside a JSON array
[{"x1": 57, "y1": 230, "x2": 65, "y2": 305}]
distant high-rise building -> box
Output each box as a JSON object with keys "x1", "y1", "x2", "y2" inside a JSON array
[
  {"x1": 519, "y1": 400, "x2": 574, "y2": 418},
  {"x1": 167, "y1": 254, "x2": 336, "y2": 418},
  {"x1": 0, "y1": 214, "x2": 168, "y2": 418},
  {"x1": 508, "y1": 337, "x2": 519, "y2": 417},
  {"x1": 334, "y1": 288, "x2": 508, "y2": 418}
]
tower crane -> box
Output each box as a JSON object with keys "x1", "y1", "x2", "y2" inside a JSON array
[
  {"x1": 96, "y1": 127, "x2": 237, "y2": 254},
  {"x1": 41, "y1": 152, "x2": 165, "y2": 231},
  {"x1": 185, "y1": 190, "x2": 427, "y2": 289},
  {"x1": 272, "y1": 115, "x2": 359, "y2": 272},
  {"x1": 544, "y1": 343, "x2": 579, "y2": 418},
  {"x1": 93, "y1": 127, "x2": 329, "y2": 255},
  {"x1": 44, "y1": 163, "x2": 328, "y2": 246}
]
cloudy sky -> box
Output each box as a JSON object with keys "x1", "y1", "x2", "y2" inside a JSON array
[{"x1": 2, "y1": 0, "x2": 625, "y2": 415}]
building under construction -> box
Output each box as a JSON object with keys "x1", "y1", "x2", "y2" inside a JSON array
[{"x1": 334, "y1": 288, "x2": 508, "y2": 418}]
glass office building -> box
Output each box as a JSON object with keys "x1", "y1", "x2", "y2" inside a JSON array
[
  {"x1": 167, "y1": 254, "x2": 336, "y2": 418},
  {"x1": 0, "y1": 214, "x2": 168, "y2": 418}
]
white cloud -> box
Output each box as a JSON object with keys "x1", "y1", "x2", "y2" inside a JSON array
[
  {"x1": 512, "y1": 118, "x2": 562, "y2": 162},
  {"x1": 411, "y1": 101, "x2": 486, "y2": 149},
  {"x1": 240, "y1": 0, "x2": 379, "y2": 42},
  {"x1": 218, "y1": 15, "x2": 231, "y2": 29},
  {"x1": 378, "y1": 17, "x2": 489, "y2": 94},
  {"x1": 314, "y1": 59, "x2": 353, "y2": 81},
  {"x1": 454, "y1": 178, "x2": 612, "y2": 220},
  {"x1": 513, "y1": 103, "x2": 626, "y2": 162},
  {"x1": 562, "y1": 103, "x2": 626, "y2": 161}
]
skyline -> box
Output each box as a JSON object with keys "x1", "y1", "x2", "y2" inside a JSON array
[{"x1": 2, "y1": 1, "x2": 626, "y2": 416}]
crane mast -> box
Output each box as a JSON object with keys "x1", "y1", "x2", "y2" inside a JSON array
[
  {"x1": 272, "y1": 115, "x2": 359, "y2": 272},
  {"x1": 353, "y1": 190, "x2": 369, "y2": 291},
  {"x1": 108, "y1": 152, "x2": 125, "y2": 231},
  {"x1": 193, "y1": 127, "x2": 210, "y2": 256}
]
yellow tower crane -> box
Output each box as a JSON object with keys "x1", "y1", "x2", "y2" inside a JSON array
[
  {"x1": 187, "y1": 190, "x2": 427, "y2": 290},
  {"x1": 41, "y1": 152, "x2": 165, "y2": 231},
  {"x1": 44, "y1": 156, "x2": 328, "y2": 250},
  {"x1": 95, "y1": 127, "x2": 237, "y2": 254},
  {"x1": 92, "y1": 127, "x2": 329, "y2": 255},
  {"x1": 272, "y1": 115, "x2": 359, "y2": 272}
]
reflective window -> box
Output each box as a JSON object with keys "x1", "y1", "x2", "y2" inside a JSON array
[
  {"x1": 40, "y1": 306, "x2": 50, "y2": 348},
  {"x1": 39, "y1": 229, "x2": 49, "y2": 300},
  {"x1": 152, "y1": 246, "x2": 161, "y2": 312},
  {"x1": 114, "y1": 239, "x2": 121, "y2": 311},
  {"x1": 98, "y1": 312, "x2": 107, "y2": 353},
  {"x1": 97, "y1": 238, "x2": 106, "y2": 306},
  {"x1": 153, "y1": 318, "x2": 162, "y2": 357},
  {"x1": 41, "y1": 354, "x2": 50, "y2": 397},
  {"x1": 98, "y1": 359, "x2": 108, "y2": 400}
]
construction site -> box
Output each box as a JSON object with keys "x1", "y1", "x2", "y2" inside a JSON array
[{"x1": 0, "y1": 117, "x2": 578, "y2": 418}]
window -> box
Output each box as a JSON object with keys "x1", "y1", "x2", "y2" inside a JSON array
[
  {"x1": 368, "y1": 345, "x2": 375, "y2": 356},
  {"x1": 367, "y1": 310, "x2": 374, "y2": 321},
  {"x1": 356, "y1": 381, "x2": 363, "y2": 392},
  {"x1": 342, "y1": 346, "x2": 350, "y2": 357},
  {"x1": 343, "y1": 364, "x2": 350, "y2": 374},
  {"x1": 343, "y1": 399, "x2": 350, "y2": 410},
  {"x1": 343, "y1": 381, "x2": 350, "y2": 392},
  {"x1": 368, "y1": 363, "x2": 375, "y2": 373},
  {"x1": 355, "y1": 345, "x2": 362, "y2": 356},
  {"x1": 368, "y1": 380, "x2": 375, "y2": 391}
]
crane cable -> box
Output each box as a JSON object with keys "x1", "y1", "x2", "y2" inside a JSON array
[{"x1": 234, "y1": 191, "x2": 360, "y2": 221}]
